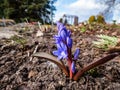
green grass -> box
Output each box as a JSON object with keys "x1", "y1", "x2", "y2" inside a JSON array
[
  {"x1": 93, "y1": 34, "x2": 118, "y2": 50},
  {"x1": 10, "y1": 35, "x2": 27, "y2": 46}
]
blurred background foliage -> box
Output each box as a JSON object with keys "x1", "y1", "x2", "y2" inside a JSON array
[
  {"x1": 0, "y1": 0, "x2": 57, "y2": 24},
  {"x1": 88, "y1": 15, "x2": 105, "y2": 24}
]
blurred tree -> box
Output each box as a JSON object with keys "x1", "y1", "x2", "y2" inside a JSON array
[
  {"x1": 0, "y1": 0, "x2": 57, "y2": 23},
  {"x1": 0, "y1": 0, "x2": 4, "y2": 18},
  {"x1": 88, "y1": 15, "x2": 96, "y2": 24},
  {"x1": 96, "y1": 15, "x2": 106, "y2": 24},
  {"x1": 98, "y1": 0, "x2": 120, "y2": 22}
]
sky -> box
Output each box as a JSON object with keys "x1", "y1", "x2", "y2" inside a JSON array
[{"x1": 54, "y1": 0, "x2": 120, "y2": 23}]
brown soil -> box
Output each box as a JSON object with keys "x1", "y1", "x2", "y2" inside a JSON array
[{"x1": 0, "y1": 24, "x2": 120, "y2": 90}]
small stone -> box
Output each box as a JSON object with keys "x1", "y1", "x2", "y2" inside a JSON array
[
  {"x1": 106, "y1": 66, "x2": 112, "y2": 71},
  {"x1": 36, "y1": 30, "x2": 43, "y2": 37},
  {"x1": 58, "y1": 81, "x2": 65, "y2": 85},
  {"x1": 79, "y1": 77, "x2": 86, "y2": 84},
  {"x1": 28, "y1": 70, "x2": 38, "y2": 78}
]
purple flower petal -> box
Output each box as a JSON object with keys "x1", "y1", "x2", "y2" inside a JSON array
[
  {"x1": 59, "y1": 29, "x2": 67, "y2": 42},
  {"x1": 61, "y1": 51, "x2": 67, "y2": 58},
  {"x1": 60, "y1": 42, "x2": 67, "y2": 50},
  {"x1": 53, "y1": 22, "x2": 73, "y2": 61},
  {"x1": 67, "y1": 37, "x2": 72, "y2": 48},
  {"x1": 56, "y1": 22, "x2": 65, "y2": 31},
  {"x1": 58, "y1": 55, "x2": 63, "y2": 60},
  {"x1": 52, "y1": 50, "x2": 59, "y2": 56},
  {"x1": 74, "y1": 49, "x2": 80, "y2": 60},
  {"x1": 67, "y1": 30, "x2": 71, "y2": 37},
  {"x1": 71, "y1": 61, "x2": 75, "y2": 73},
  {"x1": 53, "y1": 41, "x2": 68, "y2": 60}
]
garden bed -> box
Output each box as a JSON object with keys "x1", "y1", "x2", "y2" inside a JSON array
[{"x1": 0, "y1": 23, "x2": 120, "y2": 90}]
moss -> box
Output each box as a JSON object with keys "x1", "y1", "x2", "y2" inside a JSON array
[
  {"x1": 10, "y1": 35, "x2": 27, "y2": 46},
  {"x1": 87, "y1": 68, "x2": 99, "y2": 77}
]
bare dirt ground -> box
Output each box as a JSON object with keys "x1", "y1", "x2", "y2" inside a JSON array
[{"x1": 0, "y1": 23, "x2": 120, "y2": 90}]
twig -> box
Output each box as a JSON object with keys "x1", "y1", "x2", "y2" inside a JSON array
[{"x1": 30, "y1": 45, "x2": 39, "y2": 61}]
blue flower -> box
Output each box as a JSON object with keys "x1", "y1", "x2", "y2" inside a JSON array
[
  {"x1": 74, "y1": 49, "x2": 80, "y2": 60},
  {"x1": 71, "y1": 61, "x2": 75, "y2": 73},
  {"x1": 67, "y1": 37, "x2": 72, "y2": 48},
  {"x1": 53, "y1": 40, "x2": 68, "y2": 60},
  {"x1": 71, "y1": 49, "x2": 80, "y2": 73},
  {"x1": 53, "y1": 22, "x2": 73, "y2": 60},
  {"x1": 57, "y1": 22, "x2": 65, "y2": 31},
  {"x1": 53, "y1": 35, "x2": 61, "y2": 43},
  {"x1": 59, "y1": 29, "x2": 68, "y2": 42},
  {"x1": 57, "y1": 22, "x2": 71, "y2": 40},
  {"x1": 53, "y1": 22, "x2": 81, "y2": 78}
]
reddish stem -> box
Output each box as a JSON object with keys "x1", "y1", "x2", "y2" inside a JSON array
[
  {"x1": 68, "y1": 58, "x2": 72, "y2": 79},
  {"x1": 67, "y1": 48, "x2": 73, "y2": 79}
]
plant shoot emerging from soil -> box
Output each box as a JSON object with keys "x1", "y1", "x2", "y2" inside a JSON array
[
  {"x1": 53, "y1": 22, "x2": 80, "y2": 79},
  {"x1": 33, "y1": 22, "x2": 120, "y2": 81}
]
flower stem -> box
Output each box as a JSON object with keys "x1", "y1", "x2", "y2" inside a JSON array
[
  {"x1": 67, "y1": 48, "x2": 73, "y2": 79},
  {"x1": 68, "y1": 58, "x2": 72, "y2": 79}
]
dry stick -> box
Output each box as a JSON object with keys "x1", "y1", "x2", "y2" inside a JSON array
[
  {"x1": 32, "y1": 52, "x2": 69, "y2": 76},
  {"x1": 73, "y1": 52, "x2": 120, "y2": 81},
  {"x1": 30, "y1": 45, "x2": 39, "y2": 61}
]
